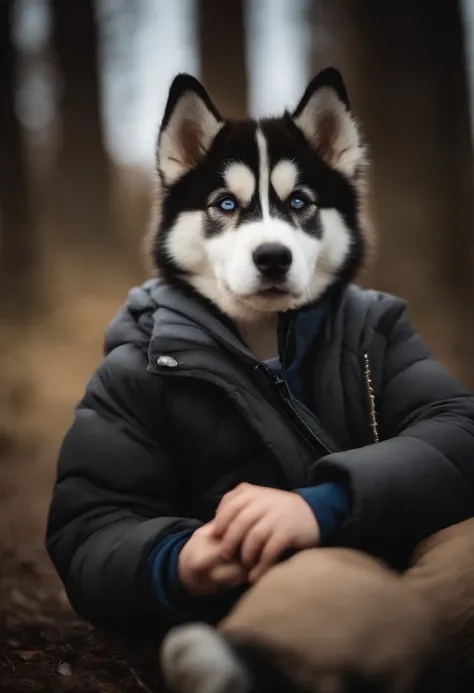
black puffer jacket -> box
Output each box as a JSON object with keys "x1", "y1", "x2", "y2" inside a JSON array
[{"x1": 46, "y1": 280, "x2": 474, "y2": 634}]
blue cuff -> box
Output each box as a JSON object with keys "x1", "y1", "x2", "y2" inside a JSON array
[
  {"x1": 149, "y1": 529, "x2": 195, "y2": 622},
  {"x1": 149, "y1": 530, "x2": 245, "y2": 624},
  {"x1": 295, "y1": 482, "x2": 350, "y2": 542}
]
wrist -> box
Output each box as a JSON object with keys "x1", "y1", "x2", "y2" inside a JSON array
[
  {"x1": 296, "y1": 493, "x2": 320, "y2": 544},
  {"x1": 149, "y1": 529, "x2": 195, "y2": 621},
  {"x1": 176, "y1": 541, "x2": 201, "y2": 595},
  {"x1": 295, "y1": 482, "x2": 350, "y2": 543}
]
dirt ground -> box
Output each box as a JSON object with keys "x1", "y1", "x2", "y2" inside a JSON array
[
  {"x1": 0, "y1": 277, "x2": 166, "y2": 693},
  {"x1": 0, "y1": 503, "x2": 162, "y2": 693}
]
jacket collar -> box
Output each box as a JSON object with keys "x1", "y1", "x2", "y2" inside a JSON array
[{"x1": 147, "y1": 280, "x2": 334, "y2": 370}]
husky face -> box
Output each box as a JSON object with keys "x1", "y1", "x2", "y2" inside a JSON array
[{"x1": 152, "y1": 68, "x2": 367, "y2": 321}]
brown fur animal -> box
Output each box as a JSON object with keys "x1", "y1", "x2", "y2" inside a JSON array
[
  {"x1": 404, "y1": 518, "x2": 474, "y2": 690},
  {"x1": 160, "y1": 551, "x2": 435, "y2": 693},
  {"x1": 160, "y1": 521, "x2": 474, "y2": 693}
]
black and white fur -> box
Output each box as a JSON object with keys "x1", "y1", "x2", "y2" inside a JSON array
[{"x1": 151, "y1": 68, "x2": 368, "y2": 359}]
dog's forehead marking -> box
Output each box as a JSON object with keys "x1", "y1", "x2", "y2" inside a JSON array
[
  {"x1": 256, "y1": 129, "x2": 270, "y2": 218},
  {"x1": 256, "y1": 129, "x2": 299, "y2": 211},
  {"x1": 223, "y1": 162, "x2": 255, "y2": 206},
  {"x1": 271, "y1": 160, "x2": 298, "y2": 201}
]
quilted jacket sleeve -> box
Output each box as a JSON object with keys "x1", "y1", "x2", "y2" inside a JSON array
[
  {"x1": 45, "y1": 344, "x2": 200, "y2": 635},
  {"x1": 310, "y1": 303, "x2": 474, "y2": 567}
]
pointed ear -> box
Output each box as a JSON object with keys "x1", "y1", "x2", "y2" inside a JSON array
[
  {"x1": 157, "y1": 74, "x2": 224, "y2": 185},
  {"x1": 292, "y1": 67, "x2": 365, "y2": 180}
]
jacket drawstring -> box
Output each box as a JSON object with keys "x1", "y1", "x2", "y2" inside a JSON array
[{"x1": 363, "y1": 352, "x2": 379, "y2": 444}]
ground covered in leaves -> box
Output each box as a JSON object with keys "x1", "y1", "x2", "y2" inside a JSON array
[
  {"x1": 0, "y1": 547, "x2": 164, "y2": 693},
  {"x1": 0, "y1": 434, "x2": 164, "y2": 693}
]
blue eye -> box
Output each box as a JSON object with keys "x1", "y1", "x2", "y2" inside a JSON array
[
  {"x1": 289, "y1": 195, "x2": 306, "y2": 210},
  {"x1": 218, "y1": 196, "x2": 238, "y2": 212}
]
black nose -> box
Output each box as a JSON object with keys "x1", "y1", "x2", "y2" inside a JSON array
[{"x1": 253, "y1": 243, "x2": 292, "y2": 280}]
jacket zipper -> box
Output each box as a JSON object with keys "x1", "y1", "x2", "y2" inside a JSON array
[
  {"x1": 155, "y1": 348, "x2": 379, "y2": 454},
  {"x1": 363, "y1": 351, "x2": 379, "y2": 444},
  {"x1": 254, "y1": 363, "x2": 332, "y2": 456}
]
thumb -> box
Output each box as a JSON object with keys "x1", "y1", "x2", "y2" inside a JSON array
[{"x1": 210, "y1": 561, "x2": 248, "y2": 589}]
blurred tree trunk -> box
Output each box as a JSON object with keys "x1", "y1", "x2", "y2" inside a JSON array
[
  {"x1": 0, "y1": 0, "x2": 40, "y2": 455},
  {"x1": 0, "y1": 0, "x2": 37, "y2": 319},
  {"x1": 50, "y1": 0, "x2": 113, "y2": 253},
  {"x1": 308, "y1": 0, "x2": 340, "y2": 76},
  {"x1": 198, "y1": 0, "x2": 248, "y2": 118},
  {"x1": 329, "y1": 0, "x2": 474, "y2": 386}
]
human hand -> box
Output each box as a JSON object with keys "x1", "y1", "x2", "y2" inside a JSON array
[
  {"x1": 212, "y1": 483, "x2": 320, "y2": 583},
  {"x1": 178, "y1": 522, "x2": 248, "y2": 596}
]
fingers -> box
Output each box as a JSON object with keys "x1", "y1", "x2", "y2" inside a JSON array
[
  {"x1": 248, "y1": 532, "x2": 289, "y2": 583},
  {"x1": 219, "y1": 506, "x2": 262, "y2": 560},
  {"x1": 210, "y1": 561, "x2": 248, "y2": 590},
  {"x1": 183, "y1": 525, "x2": 223, "y2": 575},
  {"x1": 240, "y1": 521, "x2": 273, "y2": 568},
  {"x1": 217, "y1": 483, "x2": 252, "y2": 510},
  {"x1": 213, "y1": 484, "x2": 253, "y2": 538}
]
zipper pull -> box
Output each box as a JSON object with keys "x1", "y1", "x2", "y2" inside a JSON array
[
  {"x1": 254, "y1": 363, "x2": 274, "y2": 384},
  {"x1": 254, "y1": 364, "x2": 293, "y2": 400},
  {"x1": 273, "y1": 375, "x2": 293, "y2": 401}
]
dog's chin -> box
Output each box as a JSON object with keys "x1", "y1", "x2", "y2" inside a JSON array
[
  {"x1": 234, "y1": 287, "x2": 302, "y2": 315},
  {"x1": 205, "y1": 278, "x2": 309, "y2": 321}
]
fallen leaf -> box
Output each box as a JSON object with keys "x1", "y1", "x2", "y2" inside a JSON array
[{"x1": 58, "y1": 662, "x2": 73, "y2": 677}]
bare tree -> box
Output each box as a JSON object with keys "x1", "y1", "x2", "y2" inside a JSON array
[
  {"x1": 50, "y1": 0, "x2": 113, "y2": 252},
  {"x1": 327, "y1": 0, "x2": 474, "y2": 386},
  {"x1": 0, "y1": 0, "x2": 37, "y2": 318},
  {"x1": 198, "y1": 0, "x2": 248, "y2": 118}
]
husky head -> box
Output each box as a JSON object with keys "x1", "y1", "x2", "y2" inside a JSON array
[{"x1": 151, "y1": 68, "x2": 368, "y2": 321}]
